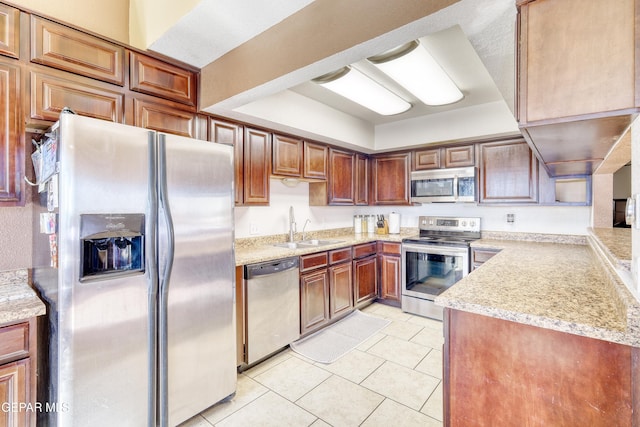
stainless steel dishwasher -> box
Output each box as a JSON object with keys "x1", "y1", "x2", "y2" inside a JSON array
[{"x1": 244, "y1": 257, "x2": 300, "y2": 365}]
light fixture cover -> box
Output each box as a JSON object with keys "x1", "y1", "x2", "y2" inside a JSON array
[
  {"x1": 312, "y1": 67, "x2": 411, "y2": 116},
  {"x1": 368, "y1": 41, "x2": 463, "y2": 106}
]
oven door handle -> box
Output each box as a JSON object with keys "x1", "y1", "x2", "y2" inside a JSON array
[{"x1": 401, "y1": 243, "x2": 469, "y2": 257}]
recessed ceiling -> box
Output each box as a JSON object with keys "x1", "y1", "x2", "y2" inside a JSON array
[
  {"x1": 148, "y1": 0, "x2": 520, "y2": 149},
  {"x1": 290, "y1": 25, "x2": 505, "y2": 126}
]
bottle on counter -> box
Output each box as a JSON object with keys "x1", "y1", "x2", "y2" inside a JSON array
[
  {"x1": 367, "y1": 214, "x2": 376, "y2": 234},
  {"x1": 354, "y1": 215, "x2": 362, "y2": 233}
]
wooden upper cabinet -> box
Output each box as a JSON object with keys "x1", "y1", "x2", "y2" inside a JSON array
[
  {"x1": 371, "y1": 152, "x2": 410, "y2": 205},
  {"x1": 413, "y1": 148, "x2": 440, "y2": 170},
  {"x1": 131, "y1": 98, "x2": 196, "y2": 137},
  {"x1": 209, "y1": 118, "x2": 243, "y2": 205},
  {"x1": 444, "y1": 145, "x2": 474, "y2": 168},
  {"x1": 355, "y1": 153, "x2": 369, "y2": 205},
  {"x1": 328, "y1": 148, "x2": 355, "y2": 205},
  {"x1": 0, "y1": 5, "x2": 19, "y2": 59},
  {"x1": 518, "y1": 0, "x2": 637, "y2": 123},
  {"x1": 30, "y1": 16, "x2": 125, "y2": 85},
  {"x1": 31, "y1": 70, "x2": 124, "y2": 123},
  {"x1": 129, "y1": 52, "x2": 196, "y2": 106},
  {"x1": 303, "y1": 141, "x2": 327, "y2": 180},
  {"x1": 413, "y1": 145, "x2": 474, "y2": 170},
  {"x1": 272, "y1": 134, "x2": 302, "y2": 177},
  {"x1": 243, "y1": 127, "x2": 271, "y2": 205},
  {"x1": 478, "y1": 140, "x2": 538, "y2": 203},
  {"x1": 0, "y1": 62, "x2": 22, "y2": 205}
]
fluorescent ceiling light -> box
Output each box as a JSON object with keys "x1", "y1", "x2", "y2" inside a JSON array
[
  {"x1": 368, "y1": 40, "x2": 463, "y2": 106},
  {"x1": 312, "y1": 67, "x2": 411, "y2": 116}
]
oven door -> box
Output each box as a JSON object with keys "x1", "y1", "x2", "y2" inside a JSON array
[{"x1": 401, "y1": 243, "x2": 470, "y2": 300}]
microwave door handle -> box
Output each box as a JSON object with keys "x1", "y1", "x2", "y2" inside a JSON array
[{"x1": 453, "y1": 175, "x2": 459, "y2": 200}]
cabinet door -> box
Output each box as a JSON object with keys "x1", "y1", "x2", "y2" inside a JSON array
[
  {"x1": 378, "y1": 254, "x2": 401, "y2": 304},
  {"x1": 479, "y1": 141, "x2": 538, "y2": 203},
  {"x1": 0, "y1": 359, "x2": 29, "y2": 427},
  {"x1": 328, "y1": 148, "x2": 355, "y2": 205},
  {"x1": 0, "y1": 5, "x2": 19, "y2": 59},
  {"x1": 272, "y1": 134, "x2": 302, "y2": 177},
  {"x1": 518, "y1": 0, "x2": 635, "y2": 123},
  {"x1": 243, "y1": 128, "x2": 271, "y2": 205},
  {"x1": 353, "y1": 255, "x2": 377, "y2": 307},
  {"x1": 303, "y1": 141, "x2": 327, "y2": 179},
  {"x1": 355, "y1": 154, "x2": 369, "y2": 205},
  {"x1": 31, "y1": 70, "x2": 124, "y2": 124},
  {"x1": 444, "y1": 145, "x2": 475, "y2": 168},
  {"x1": 129, "y1": 52, "x2": 196, "y2": 106},
  {"x1": 209, "y1": 118, "x2": 244, "y2": 205},
  {"x1": 329, "y1": 262, "x2": 353, "y2": 319},
  {"x1": 0, "y1": 63, "x2": 22, "y2": 205},
  {"x1": 371, "y1": 153, "x2": 410, "y2": 205},
  {"x1": 31, "y1": 15, "x2": 125, "y2": 85},
  {"x1": 413, "y1": 148, "x2": 440, "y2": 170},
  {"x1": 131, "y1": 98, "x2": 196, "y2": 137},
  {"x1": 300, "y1": 270, "x2": 330, "y2": 335}
]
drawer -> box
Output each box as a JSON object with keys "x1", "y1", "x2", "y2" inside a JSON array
[
  {"x1": 377, "y1": 241, "x2": 401, "y2": 255},
  {"x1": 329, "y1": 247, "x2": 352, "y2": 265},
  {"x1": 0, "y1": 322, "x2": 29, "y2": 363},
  {"x1": 300, "y1": 252, "x2": 328, "y2": 272},
  {"x1": 353, "y1": 242, "x2": 376, "y2": 259},
  {"x1": 472, "y1": 248, "x2": 500, "y2": 264}
]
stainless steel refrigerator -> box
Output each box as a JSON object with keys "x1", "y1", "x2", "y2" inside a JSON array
[{"x1": 32, "y1": 114, "x2": 236, "y2": 427}]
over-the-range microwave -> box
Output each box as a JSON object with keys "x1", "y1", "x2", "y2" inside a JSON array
[{"x1": 410, "y1": 166, "x2": 476, "y2": 203}]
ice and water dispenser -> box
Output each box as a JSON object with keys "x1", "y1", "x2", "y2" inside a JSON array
[{"x1": 80, "y1": 214, "x2": 145, "y2": 280}]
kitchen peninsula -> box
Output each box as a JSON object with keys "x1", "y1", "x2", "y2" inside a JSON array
[{"x1": 435, "y1": 229, "x2": 639, "y2": 426}]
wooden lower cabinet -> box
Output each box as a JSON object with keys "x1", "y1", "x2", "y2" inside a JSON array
[
  {"x1": 0, "y1": 359, "x2": 29, "y2": 427},
  {"x1": 444, "y1": 309, "x2": 638, "y2": 426},
  {"x1": 353, "y1": 243, "x2": 378, "y2": 308},
  {"x1": 377, "y1": 242, "x2": 401, "y2": 306},
  {"x1": 329, "y1": 261, "x2": 353, "y2": 318},
  {"x1": 300, "y1": 249, "x2": 354, "y2": 336},
  {"x1": 0, "y1": 318, "x2": 37, "y2": 427},
  {"x1": 300, "y1": 269, "x2": 330, "y2": 335}
]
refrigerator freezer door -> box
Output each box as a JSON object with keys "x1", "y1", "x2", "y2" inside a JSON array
[
  {"x1": 159, "y1": 133, "x2": 236, "y2": 426},
  {"x1": 54, "y1": 115, "x2": 156, "y2": 426}
]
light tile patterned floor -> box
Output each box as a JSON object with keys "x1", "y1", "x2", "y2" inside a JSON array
[{"x1": 180, "y1": 303, "x2": 444, "y2": 427}]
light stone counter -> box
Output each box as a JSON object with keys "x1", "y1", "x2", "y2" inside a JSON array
[
  {"x1": 235, "y1": 227, "x2": 417, "y2": 266},
  {"x1": 0, "y1": 269, "x2": 46, "y2": 325},
  {"x1": 589, "y1": 227, "x2": 631, "y2": 272},
  {"x1": 435, "y1": 238, "x2": 640, "y2": 347}
]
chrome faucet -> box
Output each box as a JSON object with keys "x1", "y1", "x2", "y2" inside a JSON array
[{"x1": 288, "y1": 206, "x2": 296, "y2": 242}]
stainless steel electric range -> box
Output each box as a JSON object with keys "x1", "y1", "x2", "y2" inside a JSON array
[{"x1": 401, "y1": 216, "x2": 481, "y2": 320}]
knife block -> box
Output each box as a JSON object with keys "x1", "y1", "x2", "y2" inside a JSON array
[{"x1": 376, "y1": 220, "x2": 389, "y2": 235}]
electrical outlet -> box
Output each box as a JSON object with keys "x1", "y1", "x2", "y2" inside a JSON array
[
  {"x1": 506, "y1": 213, "x2": 515, "y2": 223},
  {"x1": 249, "y1": 222, "x2": 259, "y2": 235}
]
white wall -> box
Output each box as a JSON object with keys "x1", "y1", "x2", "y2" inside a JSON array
[{"x1": 235, "y1": 178, "x2": 592, "y2": 238}]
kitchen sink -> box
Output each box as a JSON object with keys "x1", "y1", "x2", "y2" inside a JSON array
[{"x1": 272, "y1": 239, "x2": 344, "y2": 249}]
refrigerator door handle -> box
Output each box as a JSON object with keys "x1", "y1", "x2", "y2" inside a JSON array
[
  {"x1": 157, "y1": 133, "x2": 175, "y2": 427},
  {"x1": 147, "y1": 132, "x2": 159, "y2": 427}
]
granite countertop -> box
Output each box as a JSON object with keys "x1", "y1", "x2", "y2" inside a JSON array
[
  {"x1": 435, "y1": 237, "x2": 640, "y2": 347},
  {"x1": 589, "y1": 227, "x2": 631, "y2": 272},
  {"x1": 0, "y1": 270, "x2": 46, "y2": 325},
  {"x1": 235, "y1": 227, "x2": 417, "y2": 266}
]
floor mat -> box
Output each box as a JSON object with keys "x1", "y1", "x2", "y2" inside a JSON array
[{"x1": 290, "y1": 310, "x2": 391, "y2": 363}]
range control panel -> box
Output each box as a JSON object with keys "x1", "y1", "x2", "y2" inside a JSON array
[{"x1": 418, "y1": 216, "x2": 481, "y2": 233}]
